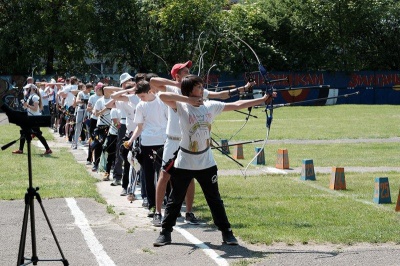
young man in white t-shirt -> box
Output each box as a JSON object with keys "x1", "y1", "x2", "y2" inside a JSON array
[
  {"x1": 86, "y1": 83, "x2": 103, "y2": 164},
  {"x1": 153, "y1": 74, "x2": 275, "y2": 247},
  {"x1": 127, "y1": 80, "x2": 168, "y2": 217},
  {"x1": 92, "y1": 85, "x2": 114, "y2": 172},
  {"x1": 72, "y1": 83, "x2": 91, "y2": 149},
  {"x1": 110, "y1": 79, "x2": 141, "y2": 196},
  {"x1": 149, "y1": 61, "x2": 253, "y2": 227}
]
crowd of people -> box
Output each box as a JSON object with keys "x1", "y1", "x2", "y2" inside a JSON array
[{"x1": 11, "y1": 61, "x2": 274, "y2": 247}]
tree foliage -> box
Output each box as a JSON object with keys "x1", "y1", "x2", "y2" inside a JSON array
[{"x1": 0, "y1": 0, "x2": 399, "y2": 75}]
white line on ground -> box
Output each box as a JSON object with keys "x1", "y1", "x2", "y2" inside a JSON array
[
  {"x1": 65, "y1": 198, "x2": 116, "y2": 266},
  {"x1": 174, "y1": 226, "x2": 229, "y2": 266},
  {"x1": 262, "y1": 167, "x2": 288, "y2": 175}
]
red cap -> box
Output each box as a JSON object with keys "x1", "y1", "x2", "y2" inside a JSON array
[
  {"x1": 57, "y1": 78, "x2": 65, "y2": 83},
  {"x1": 170, "y1": 61, "x2": 192, "y2": 79}
]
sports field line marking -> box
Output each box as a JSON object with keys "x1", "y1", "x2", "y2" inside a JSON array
[
  {"x1": 174, "y1": 226, "x2": 229, "y2": 266},
  {"x1": 65, "y1": 198, "x2": 116, "y2": 266}
]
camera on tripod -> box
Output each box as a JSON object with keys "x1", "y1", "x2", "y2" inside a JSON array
[{"x1": 1, "y1": 104, "x2": 51, "y2": 129}]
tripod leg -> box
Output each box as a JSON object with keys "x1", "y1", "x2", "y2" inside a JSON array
[
  {"x1": 17, "y1": 192, "x2": 31, "y2": 265},
  {"x1": 29, "y1": 190, "x2": 39, "y2": 265},
  {"x1": 35, "y1": 193, "x2": 69, "y2": 265}
]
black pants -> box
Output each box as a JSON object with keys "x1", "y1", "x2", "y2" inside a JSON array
[
  {"x1": 92, "y1": 126, "x2": 109, "y2": 167},
  {"x1": 104, "y1": 134, "x2": 117, "y2": 173},
  {"x1": 19, "y1": 128, "x2": 50, "y2": 151},
  {"x1": 113, "y1": 124, "x2": 127, "y2": 181},
  {"x1": 161, "y1": 166, "x2": 231, "y2": 232},
  {"x1": 86, "y1": 118, "x2": 97, "y2": 162},
  {"x1": 141, "y1": 144, "x2": 163, "y2": 210}
]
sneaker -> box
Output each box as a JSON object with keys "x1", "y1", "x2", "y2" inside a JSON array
[
  {"x1": 12, "y1": 150, "x2": 23, "y2": 154},
  {"x1": 142, "y1": 197, "x2": 149, "y2": 208},
  {"x1": 110, "y1": 179, "x2": 121, "y2": 186},
  {"x1": 222, "y1": 229, "x2": 238, "y2": 245},
  {"x1": 44, "y1": 149, "x2": 52, "y2": 155},
  {"x1": 153, "y1": 230, "x2": 171, "y2": 247},
  {"x1": 102, "y1": 173, "x2": 110, "y2": 181},
  {"x1": 147, "y1": 206, "x2": 156, "y2": 218},
  {"x1": 86, "y1": 161, "x2": 92, "y2": 165},
  {"x1": 152, "y1": 213, "x2": 162, "y2": 227},
  {"x1": 184, "y1": 212, "x2": 200, "y2": 225},
  {"x1": 120, "y1": 188, "x2": 127, "y2": 196},
  {"x1": 92, "y1": 165, "x2": 98, "y2": 172}
]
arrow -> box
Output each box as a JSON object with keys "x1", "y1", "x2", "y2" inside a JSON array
[{"x1": 268, "y1": 91, "x2": 360, "y2": 110}]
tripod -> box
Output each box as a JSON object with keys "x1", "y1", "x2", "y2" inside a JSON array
[{"x1": 14, "y1": 129, "x2": 69, "y2": 265}]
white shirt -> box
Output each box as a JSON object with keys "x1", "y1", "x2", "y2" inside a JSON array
[
  {"x1": 134, "y1": 95, "x2": 168, "y2": 146},
  {"x1": 165, "y1": 85, "x2": 210, "y2": 137},
  {"x1": 94, "y1": 97, "x2": 112, "y2": 126},
  {"x1": 77, "y1": 91, "x2": 90, "y2": 107},
  {"x1": 40, "y1": 88, "x2": 49, "y2": 106},
  {"x1": 174, "y1": 100, "x2": 225, "y2": 170},
  {"x1": 88, "y1": 94, "x2": 101, "y2": 119},
  {"x1": 109, "y1": 108, "x2": 119, "y2": 135},
  {"x1": 117, "y1": 95, "x2": 140, "y2": 132},
  {"x1": 62, "y1": 84, "x2": 78, "y2": 107},
  {"x1": 26, "y1": 94, "x2": 42, "y2": 116}
]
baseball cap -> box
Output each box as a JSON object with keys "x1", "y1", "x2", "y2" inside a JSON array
[
  {"x1": 120, "y1": 73, "x2": 133, "y2": 85},
  {"x1": 57, "y1": 78, "x2": 65, "y2": 83},
  {"x1": 171, "y1": 60, "x2": 192, "y2": 79}
]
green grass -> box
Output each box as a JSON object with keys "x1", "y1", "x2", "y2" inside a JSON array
[
  {"x1": 213, "y1": 142, "x2": 399, "y2": 169},
  {"x1": 0, "y1": 124, "x2": 102, "y2": 202},
  {"x1": 194, "y1": 172, "x2": 400, "y2": 244},
  {"x1": 211, "y1": 104, "x2": 400, "y2": 169},
  {"x1": 213, "y1": 104, "x2": 400, "y2": 140},
  {"x1": 1, "y1": 105, "x2": 400, "y2": 245}
]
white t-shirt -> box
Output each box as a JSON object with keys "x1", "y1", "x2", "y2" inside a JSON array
[
  {"x1": 174, "y1": 100, "x2": 225, "y2": 170},
  {"x1": 115, "y1": 101, "x2": 127, "y2": 125},
  {"x1": 40, "y1": 88, "x2": 49, "y2": 106},
  {"x1": 94, "y1": 97, "x2": 112, "y2": 126},
  {"x1": 46, "y1": 86, "x2": 55, "y2": 102},
  {"x1": 109, "y1": 108, "x2": 119, "y2": 135},
  {"x1": 119, "y1": 94, "x2": 140, "y2": 133},
  {"x1": 88, "y1": 94, "x2": 101, "y2": 119},
  {"x1": 77, "y1": 91, "x2": 90, "y2": 107},
  {"x1": 134, "y1": 95, "x2": 167, "y2": 146},
  {"x1": 165, "y1": 85, "x2": 209, "y2": 137},
  {"x1": 26, "y1": 94, "x2": 42, "y2": 116},
  {"x1": 62, "y1": 84, "x2": 78, "y2": 107}
]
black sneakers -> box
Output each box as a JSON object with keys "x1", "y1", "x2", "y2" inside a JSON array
[
  {"x1": 153, "y1": 230, "x2": 171, "y2": 247},
  {"x1": 222, "y1": 229, "x2": 238, "y2": 245},
  {"x1": 184, "y1": 212, "x2": 200, "y2": 225}
]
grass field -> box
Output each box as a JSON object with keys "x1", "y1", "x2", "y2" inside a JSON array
[{"x1": 1, "y1": 105, "x2": 399, "y2": 245}]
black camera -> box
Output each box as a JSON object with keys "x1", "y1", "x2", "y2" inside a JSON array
[
  {"x1": 1, "y1": 104, "x2": 51, "y2": 128},
  {"x1": 82, "y1": 99, "x2": 89, "y2": 104}
]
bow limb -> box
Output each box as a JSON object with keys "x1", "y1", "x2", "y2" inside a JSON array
[
  {"x1": 226, "y1": 31, "x2": 274, "y2": 177},
  {"x1": 145, "y1": 45, "x2": 170, "y2": 77}
]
